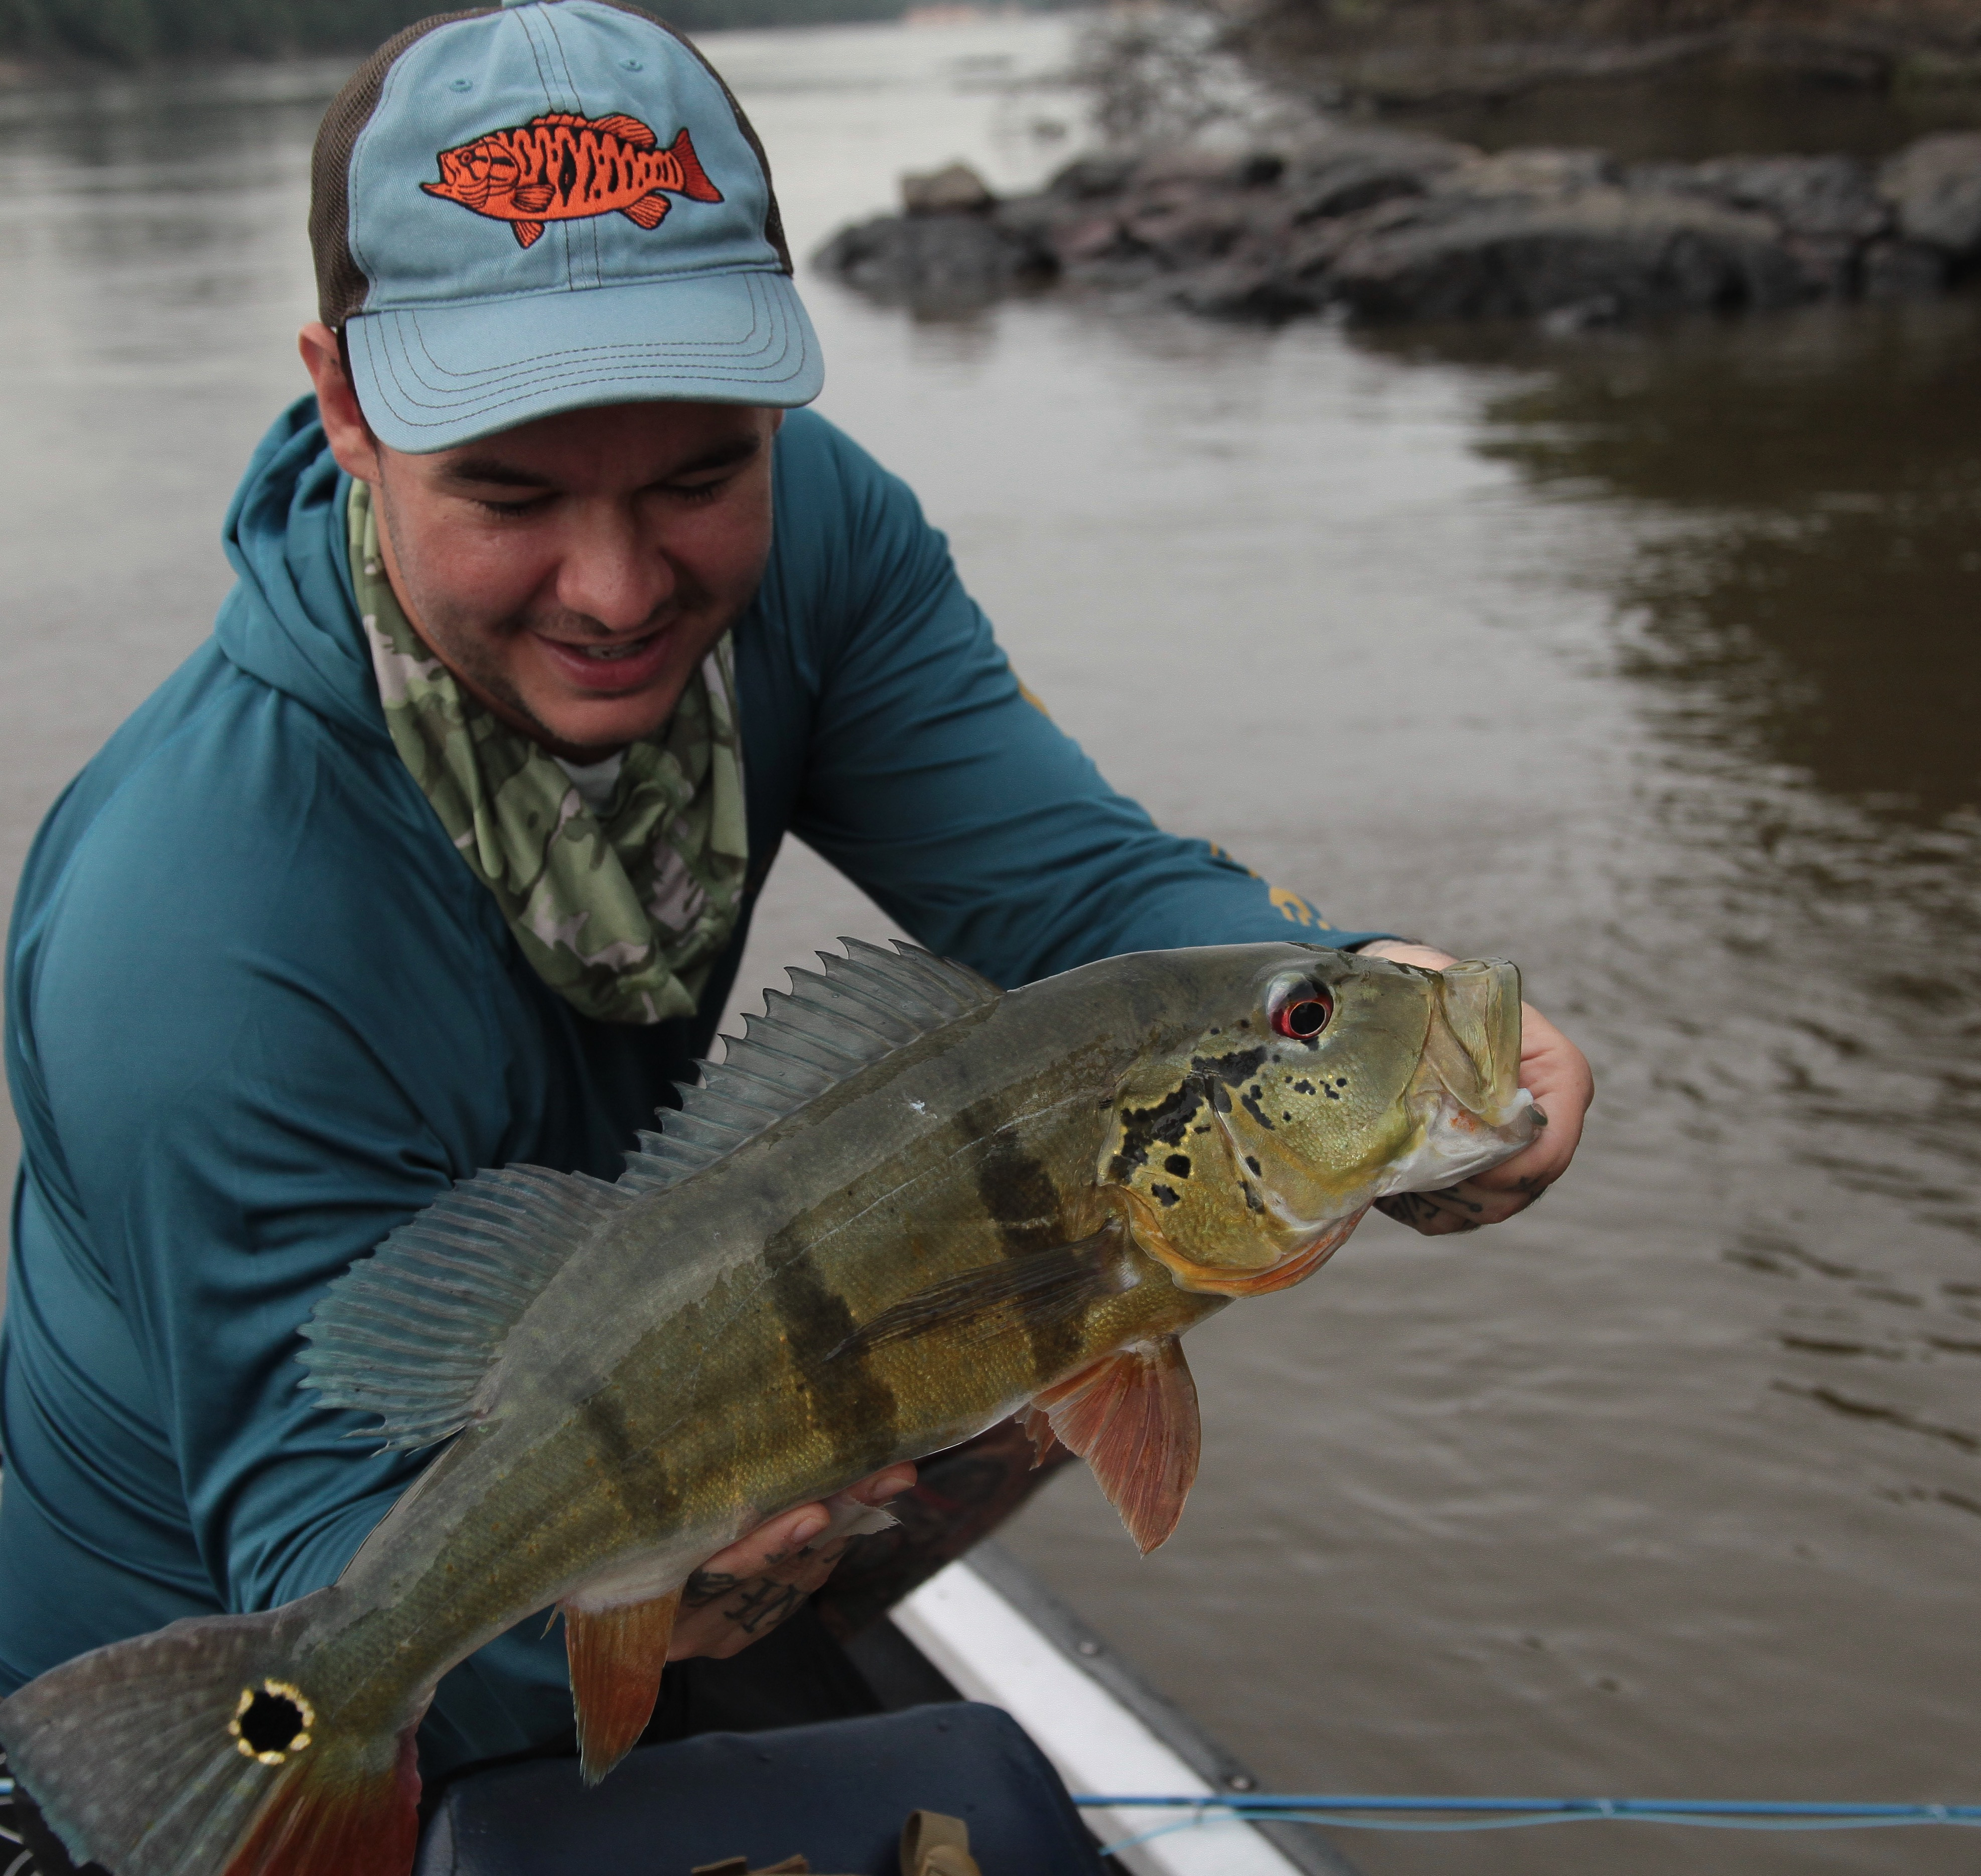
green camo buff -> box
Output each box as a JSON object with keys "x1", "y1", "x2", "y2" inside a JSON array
[{"x1": 349, "y1": 482, "x2": 747, "y2": 1025}]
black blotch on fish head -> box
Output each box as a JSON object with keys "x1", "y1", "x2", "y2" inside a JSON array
[
  {"x1": 1292, "y1": 1079, "x2": 1316, "y2": 1095},
  {"x1": 1244, "y1": 1154, "x2": 1261, "y2": 1176},
  {"x1": 1239, "y1": 1086, "x2": 1276, "y2": 1131},
  {"x1": 1151, "y1": 1183, "x2": 1181, "y2": 1208},
  {"x1": 1243, "y1": 1183, "x2": 1264, "y2": 1213},
  {"x1": 1109, "y1": 1077, "x2": 1207, "y2": 1182},
  {"x1": 1164, "y1": 1153, "x2": 1192, "y2": 1178}
]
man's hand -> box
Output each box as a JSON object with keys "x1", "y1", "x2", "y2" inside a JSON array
[
  {"x1": 667, "y1": 1462, "x2": 918, "y2": 1662},
  {"x1": 1357, "y1": 939, "x2": 1593, "y2": 1236}
]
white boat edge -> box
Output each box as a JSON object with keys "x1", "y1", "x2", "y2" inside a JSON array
[{"x1": 885, "y1": 1549, "x2": 1362, "y2": 1876}]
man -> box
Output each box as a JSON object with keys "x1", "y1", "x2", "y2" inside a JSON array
[{"x1": 0, "y1": 0, "x2": 1591, "y2": 1820}]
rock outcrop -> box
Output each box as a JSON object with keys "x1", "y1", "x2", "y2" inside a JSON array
[{"x1": 814, "y1": 127, "x2": 1981, "y2": 326}]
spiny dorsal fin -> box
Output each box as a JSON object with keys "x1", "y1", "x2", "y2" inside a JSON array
[
  {"x1": 298, "y1": 1165, "x2": 634, "y2": 1451},
  {"x1": 617, "y1": 940, "x2": 1001, "y2": 1196}
]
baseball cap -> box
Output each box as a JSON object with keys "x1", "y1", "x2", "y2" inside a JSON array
[{"x1": 310, "y1": 0, "x2": 821, "y2": 453}]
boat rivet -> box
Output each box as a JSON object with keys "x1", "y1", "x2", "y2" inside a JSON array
[
  {"x1": 1227, "y1": 1775, "x2": 1255, "y2": 1792},
  {"x1": 1076, "y1": 1640, "x2": 1099, "y2": 1657}
]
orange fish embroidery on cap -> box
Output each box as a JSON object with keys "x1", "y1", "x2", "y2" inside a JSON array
[{"x1": 422, "y1": 111, "x2": 723, "y2": 249}]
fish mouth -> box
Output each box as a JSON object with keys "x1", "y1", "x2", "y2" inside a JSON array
[{"x1": 1376, "y1": 958, "x2": 1542, "y2": 1198}]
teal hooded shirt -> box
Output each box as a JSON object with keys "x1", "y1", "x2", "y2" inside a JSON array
[{"x1": 0, "y1": 398, "x2": 1384, "y2": 1775}]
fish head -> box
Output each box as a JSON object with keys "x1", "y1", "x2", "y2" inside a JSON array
[
  {"x1": 422, "y1": 138, "x2": 517, "y2": 210},
  {"x1": 1103, "y1": 946, "x2": 1541, "y2": 1296}
]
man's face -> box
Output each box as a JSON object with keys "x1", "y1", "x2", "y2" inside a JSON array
[{"x1": 364, "y1": 396, "x2": 778, "y2": 759}]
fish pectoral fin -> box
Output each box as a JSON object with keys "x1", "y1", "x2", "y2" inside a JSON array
[
  {"x1": 593, "y1": 111, "x2": 658, "y2": 148},
  {"x1": 512, "y1": 219, "x2": 546, "y2": 248},
  {"x1": 563, "y1": 1588, "x2": 681, "y2": 1785},
  {"x1": 1032, "y1": 1337, "x2": 1200, "y2": 1554},
  {"x1": 1021, "y1": 1404, "x2": 1063, "y2": 1468},
  {"x1": 831, "y1": 1226, "x2": 1132, "y2": 1360},
  {"x1": 622, "y1": 193, "x2": 670, "y2": 229},
  {"x1": 511, "y1": 183, "x2": 555, "y2": 213}
]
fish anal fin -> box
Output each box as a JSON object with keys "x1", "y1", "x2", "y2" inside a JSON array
[
  {"x1": 512, "y1": 219, "x2": 545, "y2": 248},
  {"x1": 669, "y1": 126, "x2": 724, "y2": 202},
  {"x1": 511, "y1": 182, "x2": 555, "y2": 213},
  {"x1": 622, "y1": 194, "x2": 670, "y2": 229},
  {"x1": 1032, "y1": 1337, "x2": 1200, "y2": 1554},
  {"x1": 593, "y1": 111, "x2": 658, "y2": 148},
  {"x1": 833, "y1": 1225, "x2": 1133, "y2": 1360},
  {"x1": 1022, "y1": 1404, "x2": 1063, "y2": 1468},
  {"x1": 565, "y1": 1589, "x2": 681, "y2": 1785}
]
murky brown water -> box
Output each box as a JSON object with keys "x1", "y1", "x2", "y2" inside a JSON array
[{"x1": 2, "y1": 22, "x2": 1978, "y2": 1874}]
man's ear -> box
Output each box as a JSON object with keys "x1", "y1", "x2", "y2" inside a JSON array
[{"x1": 299, "y1": 322, "x2": 383, "y2": 484}]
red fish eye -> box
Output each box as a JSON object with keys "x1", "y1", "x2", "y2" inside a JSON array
[{"x1": 1273, "y1": 994, "x2": 1331, "y2": 1040}]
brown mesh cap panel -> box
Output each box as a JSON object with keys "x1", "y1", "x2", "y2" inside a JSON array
[
  {"x1": 310, "y1": 10, "x2": 494, "y2": 328},
  {"x1": 590, "y1": 1, "x2": 793, "y2": 273}
]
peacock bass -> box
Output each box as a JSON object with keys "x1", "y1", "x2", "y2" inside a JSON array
[{"x1": 0, "y1": 939, "x2": 1541, "y2": 1876}]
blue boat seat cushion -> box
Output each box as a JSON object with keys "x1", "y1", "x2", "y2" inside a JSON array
[{"x1": 413, "y1": 1703, "x2": 1104, "y2": 1876}]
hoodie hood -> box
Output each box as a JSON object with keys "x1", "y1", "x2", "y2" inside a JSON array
[{"x1": 213, "y1": 395, "x2": 389, "y2": 747}]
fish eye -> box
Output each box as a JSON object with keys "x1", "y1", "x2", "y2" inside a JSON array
[{"x1": 1270, "y1": 988, "x2": 1332, "y2": 1040}]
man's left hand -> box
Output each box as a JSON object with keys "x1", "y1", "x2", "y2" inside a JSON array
[{"x1": 1356, "y1": 939, "x2": 1594, "y2": 1236}]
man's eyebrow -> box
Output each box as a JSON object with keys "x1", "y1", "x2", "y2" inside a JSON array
[
  {"x1": 665, "y1": 433, "x2": 763, "y2": 477},
  {"x1": 442, "y1": 458, "x2": 554, "y2": 490},
  {"x1": 439, "y1": 431, "x2": 763, "y2": 491}
]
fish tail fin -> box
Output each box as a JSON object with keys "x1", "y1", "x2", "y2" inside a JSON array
[
  {"x1": 0, "y1": 1591, "x2": 422, "y2": 1876},
  {"x1": 668, "y1": 127, "x2": 724, "y2": 203}
]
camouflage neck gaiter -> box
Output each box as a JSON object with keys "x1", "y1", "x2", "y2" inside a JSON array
[{"x1": 349, "y1": 480, "x2": 748, "y2": 1026}]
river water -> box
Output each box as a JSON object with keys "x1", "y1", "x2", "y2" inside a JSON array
[{"x1": 2, "y1": 19, "x2": 1977, "y2": 1876}]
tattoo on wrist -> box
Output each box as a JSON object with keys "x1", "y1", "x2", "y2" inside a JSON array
[{"x1": 683, "y1": 1569, "x2": 809, "y2": 1636}]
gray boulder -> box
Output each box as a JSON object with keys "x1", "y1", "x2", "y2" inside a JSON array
[
  {"x1": 812, "y1": 212, "x2": 1054, "y2": 307},
  {"x1": 1634, "y1": 154, "x2": 1889, "y2": 241},
  {"x1": 1329, "y1": 188, "x2": 1800, "y2": 323},
  {"x1": 1878, "y1": 134, "x2": 1981, "y2": 259}
]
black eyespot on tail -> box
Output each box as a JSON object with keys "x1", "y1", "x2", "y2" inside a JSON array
[{"x1": 229, "y1": 1681, "x2": 314, "y2": 1762}]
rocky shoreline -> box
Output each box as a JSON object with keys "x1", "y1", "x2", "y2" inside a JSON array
[{"x1": 815, "y1": 127, "x2": 1981, "y2": 327}]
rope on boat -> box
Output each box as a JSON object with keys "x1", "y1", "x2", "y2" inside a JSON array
[{"x1": 1070, "y1": 1793, "x2": 1981, "y2": 1852}]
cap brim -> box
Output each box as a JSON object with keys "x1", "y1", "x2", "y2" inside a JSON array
[{"x1": 346, "y1": 267, "x2": 822, "y2": 454}]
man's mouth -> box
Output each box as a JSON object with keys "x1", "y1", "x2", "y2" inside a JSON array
[{"x1": 533, "y1": 627, "x2": 674, "y2": 694}]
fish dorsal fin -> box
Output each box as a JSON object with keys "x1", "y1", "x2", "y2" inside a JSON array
[
  {"x1": 298, "y1": 1165, "x2": 634, "y2": 1451},
  {"x1": 617, "y1": 941, "x2": 1001, "y2": 1196},
  {"x1": 591, "y1": 111, "x2": 658, "y2": 148}
]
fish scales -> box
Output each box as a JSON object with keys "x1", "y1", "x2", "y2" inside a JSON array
[{"x1": 0, "y1": 941, "x2": 1542, "y2": 1876}]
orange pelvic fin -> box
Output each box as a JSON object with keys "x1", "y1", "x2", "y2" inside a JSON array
[
  {"x1": 669, "y1": 127, "x2": 725, "y2": 203},
  {"x1": 564, "y1": 1588, "x2": 681, "y2": 1785},
  {"x1": 622, "y1": 193, "x2": 671, "y2": 229},
  {"x1": 1030, "y1": 1337, "x2": 1201, "y2": 1554},
  {"x1": 511, "y1": 219, "x2": 545, "y2": 248}
]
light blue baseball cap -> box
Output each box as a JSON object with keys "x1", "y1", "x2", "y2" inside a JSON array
[{"x1": 309, "y1": 0, "x2": 821, "y2": 453}]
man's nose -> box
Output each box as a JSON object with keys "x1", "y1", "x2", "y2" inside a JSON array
[{"x1": 554, "y1": 504, "x2": 676, "y2": 632}]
